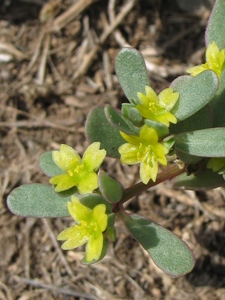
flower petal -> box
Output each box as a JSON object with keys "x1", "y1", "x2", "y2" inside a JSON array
[
  {"x1": 52, "y1": 144, "x2": 81, "y2": 171},
  {"x1": 158, "y1": 88, "x2": 179, "y2": 110},
  {"x1": 120, "y1": 131, "x2": 140, "y2": 144},
  {"x1": 153, "y1": 144, "x2": 168, "y2": 166},
  {"x1": 139, "y1": 125, "x2": 158, "y2": 144},
  {"x1": 77, "y1": 172, "x2": 98, "y2": 194},
  {"x1": 50, "y1": 173, "x2": 79, "y2": 192},
  {"x1": 140, "y1": 155, "x2": 158, "y2": 183},
  {"x1": 92, "y1": 204, "x2": 107, "y2": 232},
  {"x1": 57, "y1": 226, "x2": 89, "y2": 250},
  {"x1": 119, "y1": 143, "x2": 139, "y2": 164},
  {"x1": 82, "y1": 142, "x2": 106, "y2": 171},
  {"x1": 156, "y1": 112, "x2": 177, "y2": 126},
  {"x1": 135, "y1": 103, "x2": 156, "y2": 120},
  {"x1": 85, "y1": 233, "x2": 103, "y2": 262},
  {"x1": 187, "y1": 64, "x2": 208, "y2": 77},
  {"x1": 206, "y1": 41, "x2": 219, "y2": 63},
  {"x1": 68, "y1": 196, "x2": 92, "y2": 222},
  {"x1": 137, "y1": 86, "x2": 158, "y2": 106},
  {"x1": 187, "y1": 42, "x2": 225, "y2": 77}
]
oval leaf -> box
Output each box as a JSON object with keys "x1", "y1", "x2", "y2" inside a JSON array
[
  {"x1": 170, "y1": 105, "x2": 212, "y2": 135},
  {"x1": 209, "y1": 70, "x2": 225, "y2": 127},
  {"x1": 170, "y1": 75, "x2": 192, "y2": 91},
  {"x1": 106, "y1": 213, "x2": 117, "y2": 241},
  {"x1": 85, "y1": 106, "x2": 125, "y2": 158},
  {"x1": 7, "y1": 184, "x2": 70, "y2": 218},
  {"x1": 104, "y1": 105, "x2": 139, "y2": 135},
  {"x1": 98, "y1": 170, "x2": 123, "y2": 203},
  {"x1": 115, "y1": 47, "x2": 150, "y2": 104},
  {"x1": 175, "y1": 148, "x2": 203, "y2": 164},
  {"x1": 120, "y1": 213, "x2": 195, "y2": 277},
  {"x1": 39, "y1": 151, "x2": 63, "y2": 177},
  {"x1": 174, "y1": 128, "x2": 225, "y2": 157},
  {"x1": 206, "y1": 0, "x2": 225, "y2": 49},
  {"x1": 80, "y1": 193, "x2": 112, "y2": 214},
  {"x1": 173, "y1": 169, "x2": 225, "y2": 190},
  {"x1": 170, "y1": 70, "x2": 218, "y2": 121}
]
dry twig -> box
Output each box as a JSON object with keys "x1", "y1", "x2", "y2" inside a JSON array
[
  {"x1": 42, "y1": 219, "x2": 75, "y2": 278},
  {"x1": 73, "y1": 0, "x2": 137, "y2": 79},
  {"x1": 13, "y1": 276, "x2": 98, "y2": 299},
  {"x1": 51, "y1": 0, "x2": 96, "y2": 32},
  {"x1": 36, "y1": 33, "x2": 51, "y2": 84}
]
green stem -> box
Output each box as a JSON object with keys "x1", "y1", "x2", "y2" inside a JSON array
[{"x1": 121, "y1": 164, "x2": 186, "y2": 204}]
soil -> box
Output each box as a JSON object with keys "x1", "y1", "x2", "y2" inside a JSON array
[{"x1": 1, "y1": 0, "x2": 225, "y2": 299}]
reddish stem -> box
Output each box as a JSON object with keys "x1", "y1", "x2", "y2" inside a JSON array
[{"x1": 120, "y1": 164, "x2": 186, "y2": 204}]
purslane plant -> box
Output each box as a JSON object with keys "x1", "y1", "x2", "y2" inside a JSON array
[{"x1": 6, "y1": 0, "x2": 225, "y2": 277}]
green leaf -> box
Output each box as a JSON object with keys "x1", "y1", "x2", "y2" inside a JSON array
[
  {"x1": 7, "y1": 184, "x2": 70, "y2": 218},
  {"x1": 120, "y1": 213, "x2": 195, "y2": 277},
  {"x1": 206, "y1": 0, "x2": 225, "y2": 49},
  {"x1": 170, "y1": 105, "x2": 212, "y2": 135},
  {"x1": 98, "y1": 170, "x2": 123, "y2": 203},
  {"x1": 115, "y1": 47, "x2": 150, "y2": 104},
  {"x1": 127, "y1": 107, "x2": 143, "y2": 126},
  {"x1": 104, "y1": 105, "x2": 139, "y2": 135},
  {"x1": 170, "y1": 71, "x2": 218, "y2": 121},
  {"x1": 209, "y1": 70, "x2": 225, "y2": 127},
  {"x1": 145, "y1": 119, "x2": 169, "y2": 138},
  {"x1": 85, "y1": 106, "x2": 125, "y2": 158},
  {"x1": 173, "y1": 169, "x2": 225, "y2": 190},
  {"x1": 106, "y1": 213, "x2": 116, "y2": 241},
  {"x1": 80, "y1": 193, "x2": 112, "y2": 214},
  {"x1": 56, "y1": 187, "x2": 78, "y2": 198},
  {"x1": 39, "y1": 151, "x2": 63, "y2": 177},
  {"x1": 175, "y1": 148, "x2": 203, "y2": 164},
  {"x1": 170, "y1": 75, "x2": 192, "y2": 91},
  {"x1": 174, "y1": 128, "x2": 225, "y2": 157}
]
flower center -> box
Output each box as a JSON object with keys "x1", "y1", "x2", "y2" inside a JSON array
[
  {"x1": 148, "y1": 101, "x2": 157, "y2": 113},
  {"x1": 137, "y1": 143, "x2": 153, "y2": 162},
  {"x1": 68, "y1": 164, "x2": 84, "y2": 177},
  {"x1": 81, "y1": 219, "x2": 99, "y2": 236}
]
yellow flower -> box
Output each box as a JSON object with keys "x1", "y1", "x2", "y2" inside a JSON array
[
  {"x1": 135, "y1": 86, "x2": 179, "y2": 127},
  {"x1": 187, "y1": 41, "x2": 225, "y2": 77},
  {"x1": 50, "y1": 143, "x2": 106, "y2": 194},
  {"x1": 57, "y1": 196, "x2": 108, "y2": 263},
  {"x1": 119, "y1": 125, "x2": 168, "y2": 184}
]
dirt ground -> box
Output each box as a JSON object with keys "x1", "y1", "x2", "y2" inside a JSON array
[{"x1": 1, "y1": 0, "x2": 225, "y2": 299}]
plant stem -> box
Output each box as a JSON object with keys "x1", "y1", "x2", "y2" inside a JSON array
[{"x1": 121, "y1": 164, "x2": 186, "y2": 204}]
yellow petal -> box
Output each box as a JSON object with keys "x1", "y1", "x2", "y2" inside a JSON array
[
  {"x1": 82, "y1": 142, "x2": 106, "y2": 171},
  {"x1": 119, "y1": 143, "x2": 139, "y2": 164},
  {"x1": 145, "y1": 86, "x2": 158, "y2": 103},
  {"x1": 92, "y1": 204, "x2": 107, "y2": 232},
  {"x1": 85, "y1": 233, "x2": 103, "y2": 262},
  {"x1": 77, "y1": 172, "x2": 98, "y2": 194},
  {"x1": 206, "y1": 41, "x2": 219, "y2": 63},
  {"x1": 52, "y1": 144, "x2": 81, "y2": 171},
  {"x1": 50, "y1": 173, "x2": 79, "y2": 192},
  {"x1": 158, "y1": 88, "x2": 179, "y2": 110},
  {"x1": 120, "y1": 131, "x2": 140, "y2": 144},
  {"x1": 68, "y1": 196, "x2": 92, "y2": 222},
  {"x1": 140, "y1": 156, "x2": 158, "y2": 184},
  {"x1": 186, "y1": 64, "x2": 208, "y2": 77},
  {"x1": 139, "y1": 125, "x2": 158, "y2": 144},
  {"x1": 57, "y1": 226, "x2": 89, "y2": 250}
]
